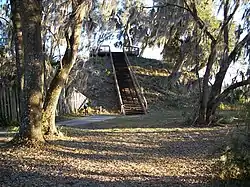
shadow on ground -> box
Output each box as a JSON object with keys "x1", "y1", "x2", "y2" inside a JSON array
[
  {"x1": 51, "y1": 129, "x2": 226, "y2": 160},
  {"x1": 1, "y1": 164, "x2": 249, "y2": 187},
  {"x1": 0, "y1": 117, "x2": 242, "y2": 187}
]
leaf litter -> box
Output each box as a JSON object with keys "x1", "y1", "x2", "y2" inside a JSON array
[{"x1": 0, "y1": 125, "x2": 232, "y2": 186}]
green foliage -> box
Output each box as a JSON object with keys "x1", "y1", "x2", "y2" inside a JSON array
[
  {"x1": 218, "y1": 103, "x2": 250, "y2": 181},
  {"x1": 224, "y1": 88, "x2": 250, "y2": 105},
  {"x1": 105, "y1": 69, "x2": 111, "y2": 76}
]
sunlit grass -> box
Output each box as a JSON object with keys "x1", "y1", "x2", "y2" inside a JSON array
[{"x1": 132, "y1": 66, "x2": 169, "y2": 77}]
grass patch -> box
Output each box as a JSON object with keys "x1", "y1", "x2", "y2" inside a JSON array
[
  {"x1": 92, "y1": 109, "x2": 186, "y2": 129},
  {"x1": 217, "y1": 110, "x2": 242, "y2": 124}
]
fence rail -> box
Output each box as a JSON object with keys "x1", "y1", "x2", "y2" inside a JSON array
[
  {"x1": 0, "y1": 85, "x2": 87, "y2": 122},
  {"x1": 0, "y1": 85, "x2": 20, "y2": 122}
]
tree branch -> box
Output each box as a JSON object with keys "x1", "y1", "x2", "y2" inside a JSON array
[
  {"x1": 227, "y1": 32, "x2": 250, "y2": 65},
  {"x1": 216, "y1": 0, "x2": 240, "y2": 40},
  {"x1": 143, "y1": 3, "x2": 189, "y2": 12},
  {"x1": 183, "y1": 0, "x2": 216, "y2": 42},
  {"x1": 214, "y1": 77, "x2": 250, "y2": 105},
  {"x1": 143, "y1": 1, "x2": 217, "y2": 43},
  {"x1": 0, "y1": 16, "x2": 10, "y2": 24}
]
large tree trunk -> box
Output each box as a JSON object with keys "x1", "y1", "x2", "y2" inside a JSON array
[
  {"x1": 205, "y1": 1, "x2": 229, "y2": 123},
  {"x1": 42, "y1": 0, "x2": 92, "y2": 136},
  {"x1": 205, "y1": 0, "x2": 250, "y2": 123},
  {"x1": 43, "y1": 54, "x2": 75, "y2": 135},
  {"x1": 206, "y1": 33, "x2": 250, "y2": 123},
  {"x1": 181, "y1": 0, "x2": 244, "y2": 126},
  {"x1": 208, "y1": 78, "x2": 250, "y2": 119},
  {"x1": 198, "y1": 41, "x2": 217, "y2": 124},
  {"x1": 10, "y1": 0, "x2": 24, "y2": 123},
  {"x1": 13, "y1": 0, "x2": 44, "y2": 143}
]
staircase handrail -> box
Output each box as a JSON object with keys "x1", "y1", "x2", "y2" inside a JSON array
[
  {"x1": 123, "y1": 46, "x2": 139, "y2": 56},
  {"x1": 123, "y1": 51, "x2": 148, "y2": 113},
  {"x1": 107, "y1": 46, "x2": 125, "y2": 115}
]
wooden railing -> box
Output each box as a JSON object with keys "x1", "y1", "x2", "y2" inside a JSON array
[
  {"x1": 90, "y1": 45, "x2": 111, "y2": 57},
  {"x1": 101, "y1": 45, "x2": 125, "y2": 115},
  {"x1": 123, "y1": 51, "x2": 147, "y2": 113},
  {"x1": 123, "y1": 46, "x2": 139, "y2": 56}
]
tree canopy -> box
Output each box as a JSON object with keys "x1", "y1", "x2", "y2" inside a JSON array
[{"x1": 0, "y1": 0, "x2": 249, "y2": 142}]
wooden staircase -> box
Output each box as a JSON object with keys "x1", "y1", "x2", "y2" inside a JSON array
[{"x1": 112, "y1": 52, "x2": 145, "y2": 115}]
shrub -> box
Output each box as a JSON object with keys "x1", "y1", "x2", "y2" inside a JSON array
[{"x1": 218, "y1": 103, "x2": 250, "y2": 181}]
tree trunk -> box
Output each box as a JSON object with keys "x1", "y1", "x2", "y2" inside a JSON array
[
  {"x1": 139, "y1": 37, "x2": 149, "y2": 57},
  {"x1": 208, "y1": 78, "x2": 250, "y2": 121},
  {"x1": 168, "y1": 58, "x2": 184, "y2": 87},
  {"x1": 43, "y1": 61, "x2": 73, "y2": 135},
  {"x1": 10, "y1": 0, "x2": 24, "y2": 123},
  {"x1": 205, "y1": 2, "x2": 250, "y2": 124},
  {"x1": 42, "y1": 0, "x2": 92, "y2": 136},
  {"x1": 183, "y1": 0, "x2": 244, "y2": 126},
  {"x1": 205, "y1": 1, "x2": 229, "y2": 123},
  {"x1": 13, "y1": 0, "x2": 44, "y2": 143},
  {"x1": 198, "y1": 41, "x2": 217, "y2": 124}
]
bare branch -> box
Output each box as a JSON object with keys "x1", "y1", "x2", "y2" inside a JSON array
[
  {"x1": 228, "y1": 32, "x2": 250, "y2": 64},
  {"x1": 216, "y1": 0, "x2": 240, "y2": 40},
  {"x1": 0, "y1": 16, "x2": 10, "y2": 24},
  {"x1": 214, "y1": 77, "x2": 250, "y2": 105},
  {"x1": 143, "y1": 3, "x2": 189, "y2": 12},
  {"x1": 143, "y1": 1, "x2": 216, "y2": 42}
]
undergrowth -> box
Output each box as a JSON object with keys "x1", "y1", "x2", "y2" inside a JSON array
[{"x1": 217, "y1": 102, "x2": 250, "y2": 183}]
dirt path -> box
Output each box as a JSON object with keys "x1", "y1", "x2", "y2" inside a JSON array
[
  {"x1": 0, "y1": 122, "x2": 231, "y2": 187},
  {"x1": 57, "y1": 115, "x2": 117, "y2": 128}
]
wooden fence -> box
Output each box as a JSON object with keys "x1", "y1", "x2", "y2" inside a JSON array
[
  {"x1": 0, "y1": 85, "x2": 20, "y2": 122},
  {"x1": 0, "y1": 85, "x2": 87, "y2": 122}
]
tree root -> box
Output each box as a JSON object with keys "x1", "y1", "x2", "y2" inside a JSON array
[{"x1": 7, "y1": 136, "x2": 46, "y2": 148}]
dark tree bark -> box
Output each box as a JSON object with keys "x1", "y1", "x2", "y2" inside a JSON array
[
  {"x1": 42, "y1": 0, "x2": 92, "y2": 136},
  {"x1": 139, "y1": 37, "x2": 149, "y2": 57},
  {"x1": 12, "y1": 0, "x2": 44, "y2": 143},
  {"x1": 183, "y1": 0, "x2": 246, "y2": 125},
  {"x1": 208, "y1": 77, "x2": 250, "y2": 119},
  {"x1": 10, "y1": 0, "x2": 24, "y2": 122},
  {"x1": 143, "y1": 0, "x2": 248, "y2": 125},
  {"x1": 167, "y1": 53, "x2": 185, "y2": 87},
  {"x1": 198, "y1": 40, "x2": 217, "y2": 124},
  {"x1": 206, "y1": 32, "x2": 250, "y2": 122}
]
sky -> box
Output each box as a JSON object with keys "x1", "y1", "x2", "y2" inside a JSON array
[
  {"x1": 131, "y1": 0, "x2": 249, "y2": 86},
  {"x1": 0, "y1": 0, "x2": 248, "y2": 86}
]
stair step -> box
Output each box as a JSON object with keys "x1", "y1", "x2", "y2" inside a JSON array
[
  {"x1": 125, "y1": 111, "x2": 145, "y2": 115},
  {"x1": 124, "y1": 107, "x2": 143, "y2": 110},
  {"x1": 124, "y1": 109, "x2": 144, "y2": 112},
  {"x1": 122, "y1": 101, "x2": 139, "y2": 104},
  {"x1": 122, "y1": 99, "x2": 139, "y2": 102},
  {"x1": 122, "y1": 97, "x2": 139, "y2": 100},
  {"x1": 112, "y1": 52, "x2": 145, "y2": 116},
  {"x1": 124, "y1": 104, "x2": 142, "y2": 107},
  {"x1": 124, "y1": 105, "x2": 142, "y2": 108}
]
